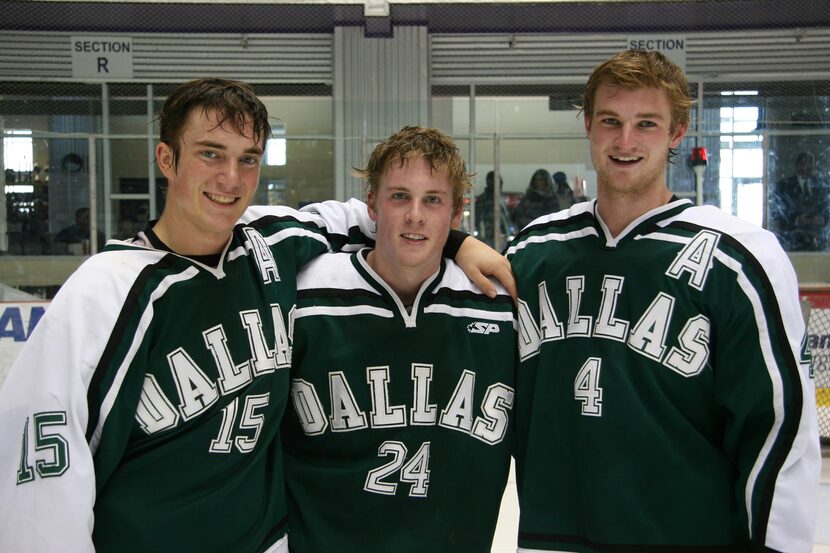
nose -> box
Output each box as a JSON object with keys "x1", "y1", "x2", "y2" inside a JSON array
[
  {"x1": 614, "y1": 123, "x2": 637, "y2": 149},
  {"x1": 405, "y1": 202, "x2": 425, "y2": 224},
  {"x1": 218, "y1": 158, "x2": 240, "y2": 186}
]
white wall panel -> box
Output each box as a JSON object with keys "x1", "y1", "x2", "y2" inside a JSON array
[
  {"x1": 334, "y1": 25, "x2": 429, "y2": 200},
  {"x1": 431, "y1": 28, "x2": 830, "y2": 84},
  {"x1": 0, "y1": 31, "x2": 333, "y2": 82}
]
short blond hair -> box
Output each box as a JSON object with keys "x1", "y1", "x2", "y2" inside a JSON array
[
  {"x1": 581, "y1": 49, "x2": 692, "y2": 133},
  {"x1": 354, "y1": 126, "x2": 472, "y2": 211}
]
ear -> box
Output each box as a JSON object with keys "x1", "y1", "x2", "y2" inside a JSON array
[
  {"x1": 156, "y1": 142, "x2": 176, "y2": 179},
  {"x1": 367, "y1": 191, "x2": 378, "y2": 223},
  {"x1": 584, "y1": 114, "x2": 592, "y2": 137},
  {"x1": 669, "y1": 121, "x2": 689, "y2": 149},
  {"x1": 450, "y1": 204, "x2": 463, "y2": 229}
]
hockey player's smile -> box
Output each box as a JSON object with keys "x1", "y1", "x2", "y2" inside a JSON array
[
  {"x1": 402, "y1": 232, "x2": 427, "y2": 242},
  {"x1": 204, "y1": 191, "x2": 239, "y2": 205},
  {"x1": 610, "y1": 154, "x2": 642, "y2": 165}
]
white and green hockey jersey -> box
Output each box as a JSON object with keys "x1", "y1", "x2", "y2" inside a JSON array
[
  {"x1": 506, "y1": 199, "x2": 820, "y2": 553},
  {"x1": 0, "y1": 200, "x2": 373, "y2": 553},
  {"x1": 283, "y1": 250, "x2": 517, "y2": 553}
]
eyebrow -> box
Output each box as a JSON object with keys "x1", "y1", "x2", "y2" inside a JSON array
[
  {"x1": 389, "y1": 185, "x2": 449, "y2": 194},
  {"x1": 594, "y1": 109, "x2": 666, "y2": 121},
  {"x1": 195, "y1": 140, "x2": 263, "y2": 155}
]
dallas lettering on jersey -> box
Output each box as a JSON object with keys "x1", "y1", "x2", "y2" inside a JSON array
[
  {"x1": 291, "y1": 366, "x2": 514, "y2": 446},
  {"x1": 518, "y1": 229, "x2": 718, "y2": 376},
  {"x1": 134, "y1": 303, "x2": 292, "y2": 434}
]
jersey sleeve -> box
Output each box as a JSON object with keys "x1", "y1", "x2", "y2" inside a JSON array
[
  {"x1": 242, "y1": 199, "x2": 375, "y2": 269},
  {"x1": 714, "y1": 233, "x2": 820, "y2": 552},
  {"x1": 254, "y1": 198, "x2": 468, "y2": 264},
  {"x1": 0, "y1": 260, "x2": 122, "y2": 552},
  {"x1": 299, "y1": 198, "x2": 376, "y2": 252}
]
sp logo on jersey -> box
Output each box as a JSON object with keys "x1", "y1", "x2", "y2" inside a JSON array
[{"x1": 467, "y1": 322, "x2": 500, "y2": 335}]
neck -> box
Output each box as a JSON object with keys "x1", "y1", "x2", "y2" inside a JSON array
[
  {"x1": 596, "y1": 187, "x2": 674, "y2": 237},
  {"x1": 366, "y1": 250, "x2": 433, "y2": 306},
  {"x1": 153, "y1": 215, "x2": 228, "y2": 255}
]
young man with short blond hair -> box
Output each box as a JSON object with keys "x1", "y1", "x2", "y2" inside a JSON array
[
  {"x1": 508, "y1": 50, "x2": 819, "y2": 552},
  {"x1": 283, "y1": 126, "x2": 516, "y2": 553}
]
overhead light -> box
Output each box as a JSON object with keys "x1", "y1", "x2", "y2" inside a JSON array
[
  {"x1": 721, "y1": 90, "x2": 759, "y2": 96},
  {"x1": 364, "y1": 0, "x2": 389, "y2": 17}
]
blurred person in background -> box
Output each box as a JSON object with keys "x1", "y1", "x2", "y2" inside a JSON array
[
  {"x1": 552, "y1": 170, "x2": 589, "y2": 209},
  {"x1": 514, "y1": 168, "x2": 560, "y2": 231},
  {"x1": 770, "y1": 151, "x2": 830, "y2": 251},
  {"x1": 475, "y1": 170, "x2": 514, "y2": 248}
]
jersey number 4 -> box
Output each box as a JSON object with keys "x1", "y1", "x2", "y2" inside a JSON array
[
  {"x1": 364, "y1": 441, "x2": 431, "y2": 497},
  {"x1": 17, "y1": 412, "x2": 70, "y2": 484},
  {"x1": 574, "y1": 358, "x2": 603, "y2": 417}
]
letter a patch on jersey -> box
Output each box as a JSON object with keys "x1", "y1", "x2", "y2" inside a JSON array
[
  {"x1": 243, "y1": 227, "x2": 280, "y2": 284},
  {"x1": 666, "y1": 230, "x2": 720, "y2": 291}
]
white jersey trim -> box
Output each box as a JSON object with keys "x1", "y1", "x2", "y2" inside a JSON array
[
  {"x1": 227, "y1": 226, "x2": 329, "y2": 262},
  {"x1": 294, "y1": 304, "x2": 394, "y2": 319},
  {"x1": 424, "y1": 304, "x2": 515, "y2": 322},
  {"x1": 506, "y1": 226, "x2": 597, "y2": 256},
  {"x1": 263, "y1": 535, "x2": 288, "y2": 553},
  {"x1": 90, "y1": 266, "x2": 201, "y2": 453},
  {"x1": 596, "y1": 199, "x2": 693, "y2": 247},
  {"x1": 354, "y1": 248, "x2": 440, "y2": 328},
  {"x1": 640, "y1": 209, "x2": 819, "y2": 550}
]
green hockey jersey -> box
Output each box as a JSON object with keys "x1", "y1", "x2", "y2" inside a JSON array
[
  {"x1": 0, "y1": 200, "x2": 373, "y2": 553},
  {"x1": 506, "y1": 199, "x2": 819, "y2": 553},
  {"x1": 283, "y1": 250, "x2": 517, "y2": 553}
]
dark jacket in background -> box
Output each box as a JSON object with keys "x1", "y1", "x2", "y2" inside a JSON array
[{"x1": 514, "y1": 185, "x2": 559, "y2": 231}]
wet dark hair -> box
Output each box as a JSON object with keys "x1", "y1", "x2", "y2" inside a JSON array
[{"x1": 158, "y1": 78, "x2": 271, "y2": 168}]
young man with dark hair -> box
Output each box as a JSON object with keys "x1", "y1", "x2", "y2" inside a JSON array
[
  {"x1": 0, "y1": 80, "x2": 511, "y2": 553},
  {"x1": 507, "y1": 50, "x2": 819, "y2": 552},
  {"x1": 283, "y1": 126, "x2": 516, "y2": 552}
]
